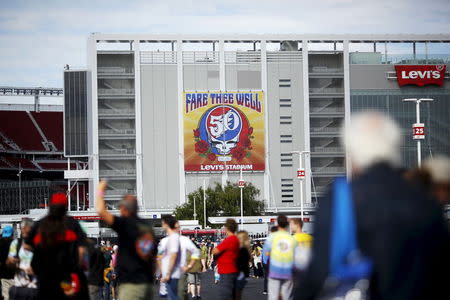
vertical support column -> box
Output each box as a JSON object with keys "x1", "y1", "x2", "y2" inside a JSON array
[
  {"x1": 219, "y1": 40, "x2": 225, "y2": 91},
  {"x1": 384, "y1": 42, "x2": 388, "y2": 64},
  {"x1": 416, "y1": 101, "x2": 421, "y2": 167},
  {"x1": 302, "y1": 40, "x2": 312, "y2": 204},
  {"x1": 261, "y1": 40, "x2": 271, "y2": 208},
  {"x1": 87, "y1": 34, "x2": 99, "y2": 209},
  {"x1": 76, "y1": 182, "x2": 80, "y2": 211},
  {"x1": 219, "y1": 39, "x2": 228, "y2": 186},
  {"x1": 177, "y1": 39, "x2": 186, "y2": 205},
  {"x1": 343, "y1": 40, "x2": 352, "y2": 178},
  {"x1": 134, "y1": 40, "x2": 144, "y2": 208},
  {"x1": 34, "y1": 90, "x2": 40, "y2": 112}
]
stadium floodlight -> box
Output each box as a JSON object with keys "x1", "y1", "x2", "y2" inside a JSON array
[{"x1": 402, "y1": 98, "x2": 434, "y2": 167}]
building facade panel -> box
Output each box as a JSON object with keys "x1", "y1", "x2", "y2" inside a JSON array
[{"x1": 79, "y1": 35, "x2": 450, "y2": 214}]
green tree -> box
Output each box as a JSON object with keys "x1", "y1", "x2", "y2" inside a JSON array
[{"x1": 174, "y1": 181, "x2": 264, "y2": 228}]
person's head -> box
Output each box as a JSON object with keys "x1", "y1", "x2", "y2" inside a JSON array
[
  {"x1": 2, "y1": 225, "x2": 13, "y2": 239},
  {"x1": 20, "y1": 218, "x2": 34, "y2": 238},
  {"x1": 48, "y1": 192, "x2": 68, "y2": 218},
  {"x1": 237, "y1": 230, "x2": 250, "y2": 251},
  {"x1": 161, "y1": 215, "x2": 177, "y2": 233},
  {"x1": 118, "y1": 194, "x2": 138, "y2": 217},
  {"x1": 174, "y1": 221, "x2": 181, "y2": 232},
  {"x1": 277, "y1": 215, "x2": 289, "y2": 230},
  {"x1": 290, "y1": 218, "x2": 303, "y2": 234},
  {"x1": 270, "y1": 225, "x2": 278, "y2": 233},
  {"x1": 113, "y1": 245, "x2": 119, "y2": 253},
  {"x1": 342, "y1": 111, "x2": 401, "y2": 175},
  {"x1": 224, "y1": 218, "x2": 238, "y2": 234}
]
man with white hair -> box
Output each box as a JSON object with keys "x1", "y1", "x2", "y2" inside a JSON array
[{"x1": 297, "y1": 112, "x2": 449, "y2": 300}]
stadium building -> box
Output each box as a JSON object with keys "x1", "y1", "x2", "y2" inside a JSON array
[{"x1": 62, "y1": 34, "x2": 450, "y2": 217}]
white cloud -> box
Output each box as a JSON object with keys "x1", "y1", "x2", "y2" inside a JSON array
[{"x1": 0, "y1": 0, "x2": 449, "y2": 86}]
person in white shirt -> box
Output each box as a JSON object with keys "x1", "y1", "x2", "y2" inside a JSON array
[
  {"x1": 175, "y1": 222, "x2": 201, "y2": 300},
  {"x1": 160, "y1": 216, "x2": 181, "y2": 300}
]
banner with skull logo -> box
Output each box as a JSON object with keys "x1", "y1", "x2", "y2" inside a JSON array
[{"x1": 184, "y1": 91, "x2": 265, "y2": 172}]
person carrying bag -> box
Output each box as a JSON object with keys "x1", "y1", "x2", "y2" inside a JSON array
[
  {"x1": 7, "y1": 219, "x2": 38, "y2": 300},
  {"x1": 317, "y1": 177, "x2": 373, "y2": 300}
]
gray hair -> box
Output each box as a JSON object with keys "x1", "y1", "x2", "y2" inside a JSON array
[
  {"x1": 20, "y1": 218, "x2": 34, "y2": 228},
  {"x1": 119, "y1": 194, "x2": 138, "y2": 215},
  {"x1": 341, "y1": 111, "x2": 401, "y2": 172}
]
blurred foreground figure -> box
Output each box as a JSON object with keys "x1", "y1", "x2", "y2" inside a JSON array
[
  {"x1": 96, "y1": 181, "x2": 155, "y2": 300},
  {"x1": 423, "y1": 155, "x2": 450, "y2": 206},
  {"x1": 26, "y1": 193, "x2": 89, "y2": 300},
  {"x1": 297, "y1": 112, "x2": 450, "y2": 300}
]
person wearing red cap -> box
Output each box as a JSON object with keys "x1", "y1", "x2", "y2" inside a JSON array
[{"x1": 25, "y1": 192, "x2": 89, "y2": 300}]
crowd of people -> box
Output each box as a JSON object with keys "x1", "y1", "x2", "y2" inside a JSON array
[{"x1": 0, "y1": 111, "x2": 448, "y2": 300}]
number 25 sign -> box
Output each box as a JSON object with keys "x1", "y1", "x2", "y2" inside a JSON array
[{"x1": 412, "y1": 123, "x2": 425, "y2": 140}]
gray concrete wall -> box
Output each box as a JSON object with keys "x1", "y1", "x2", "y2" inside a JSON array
[{"x1": 140, "y1": 65, "x2": 180, "y2": 209}]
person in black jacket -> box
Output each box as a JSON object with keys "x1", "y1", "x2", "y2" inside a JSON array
[
  {"x1": 296, "y1": 112, "x2": 450, "y2": 300},
  {"x1": 25, "y1": 192, "x2": 89, "y2": 300},
  {"x1": 87, "y1": 240, "x2": 106, "y2": 300},
  {"x1": 235, "y1": 231, "x2": 251, "y2": 300}
]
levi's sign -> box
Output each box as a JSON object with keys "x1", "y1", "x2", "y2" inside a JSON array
[{"x1": 394, "y1": 65, "x2": 446, "y2": 87}]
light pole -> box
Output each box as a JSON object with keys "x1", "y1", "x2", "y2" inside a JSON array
[
  {"x1": 203, "y1": 179, "x2": 207, "y2": 229},
  {"x1": 193, "y1": 193, "x2": 197, "y2": 221},
  {"x1": 291, "y1": 151, "x2": 310, "y2": 220},
  {"x1": 238, "y1": 167, "x2": 245, "y2": 229},
  {"x1": 402, "y1": 98, "x2": 434, "y2": 167},
  {"x1": 17, "y1": 163, "x2": 23, "y2": 214}
]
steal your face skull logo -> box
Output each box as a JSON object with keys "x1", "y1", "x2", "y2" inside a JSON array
[
  {"x1": 206, "y1": 107, "x2": 242, "y2": 155},
  {"x1": 197, "y1": 105, "x2": 250, "y2": 157}
]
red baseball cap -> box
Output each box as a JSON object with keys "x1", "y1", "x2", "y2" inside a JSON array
[{"x1": 50, "y1": 192, "x2": 68, "y2": 206}]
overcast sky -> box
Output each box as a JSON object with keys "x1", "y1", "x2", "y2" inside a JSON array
[{"x1": 1, "y1": 0, "x2": 450, "y2": 87}]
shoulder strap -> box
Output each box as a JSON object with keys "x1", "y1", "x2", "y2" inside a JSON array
[
  {"x1": 329, "y1": 177, "x2": 357, "y2": 275},
  {"x1": 329, "y1": 177, "x2": 373, "y2": 280},
  {"x1": 16, "y1": 238, "x2": 22, "y2": 257}
]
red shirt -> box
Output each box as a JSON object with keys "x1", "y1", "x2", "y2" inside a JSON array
[{"x1": 216, "y1": 235, "x2": 239, "y2": 274}]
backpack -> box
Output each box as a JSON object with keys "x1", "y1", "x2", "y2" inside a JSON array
[{"x1": 135, "y1": 220, "x2": 155, "y2": 261}]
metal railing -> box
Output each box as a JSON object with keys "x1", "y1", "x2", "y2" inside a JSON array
[
  {"x1": 310, "y1": 67, "x2": 343, "y2": 73},
  {"x1": 98, "y1": 88, "x2": 135, "y2": 96},
  {"x1": 311, "y1": 147, "x2": 344, "y2": 153},
  {"x1": 310, "y1": 127, "x2": 341, "y2": 133},
  {"x1": 183, "y1": 51, "x2": 219, "y2": 64},
  {"x1": 140, "y1": 51, "x2": 177, "y2": 64},
  {"x1": 98, "y1": 108, "x2": 135, "y2": 115},
  {"x1": 310, "y1": 107, "x2": 345, "y2": 113},
  {"x1": 225, "y1": 51, "x2": 261, "y2": 64},
  {"x1": 98, "y1": 129, "x2": 136, "y2": 135},
  {"x1": 99, "y1": 169, "x2": 136, "y2": 177},
  {"x1": 105, "y1": 189, "x2": 136, "y2": 195},
  {"x1": 0, "y1": 86, "x2": 63, "y2": 97},
  {"x1": 309, "y1": 87, "x2": 344, "y2": 94},
  {"x1": 99, "y1": 149, "x2": 136, "y2": 155},
  {"x1": 312, "y1": 167, "x2": 346, "y2": 173},
  {"x1": 97, "y1": 67, "x2": 134, "y2": 75},
  {"x1": 267, "y1": 51, "x2": 302, "y2": 63}
]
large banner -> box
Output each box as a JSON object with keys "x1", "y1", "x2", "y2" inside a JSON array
[{"x1": 184, "y1": 91, "x2": 265, "y2": 172}]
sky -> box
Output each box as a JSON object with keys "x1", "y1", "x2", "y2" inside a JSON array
[{"x1": 1, "y1": 0, "x2": 450, "y2": 87}]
